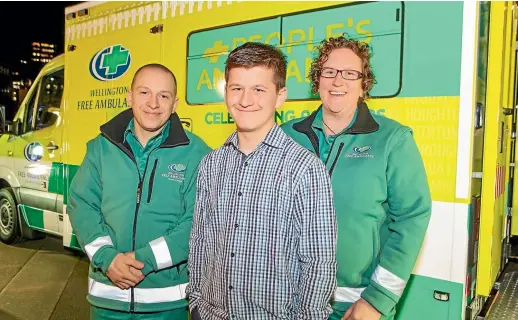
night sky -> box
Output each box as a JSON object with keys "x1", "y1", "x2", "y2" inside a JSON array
[{"x1": 0, "y1": 1, "x2": 80, "y2": 67}]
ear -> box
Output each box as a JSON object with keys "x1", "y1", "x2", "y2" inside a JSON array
[
  {"x1": 172, "y1": 96, "x2": 179, "y2": 113},
  {"x1": 127, "y1": 90, "x2": 133, "y2": 107},
  {"x1": 275, "y1": 87, "x2": 287, "y2": 109}
]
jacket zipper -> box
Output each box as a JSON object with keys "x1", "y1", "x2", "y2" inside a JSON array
[
  {"x1": 325, "y1": 139, "x2": 338, "y2": 166},
  {"x1": 329, "y1": 142, "x2": 344, "y2": 176},
  {"x1": 147, "y1": 159, "x2": 158, "y2": 203},
  {"x1": 129, "y1": 154, "x2": 156, "y2": 312}
]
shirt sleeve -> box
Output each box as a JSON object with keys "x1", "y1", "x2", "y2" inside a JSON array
[
  {"x1": 294, "y1": 157, "x2": 338, "y2": 320},
  {"x1": 185, "y1": 159, "x2": 210, "y2": 311}
]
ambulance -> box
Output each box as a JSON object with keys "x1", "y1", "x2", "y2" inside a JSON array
[{"x1": 1, "y1": 1, "x2": 518, "y2": 318}]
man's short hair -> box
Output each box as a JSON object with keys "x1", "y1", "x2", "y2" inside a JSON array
[
  {"x1": 225, "y1": 42, "x2": 287, "y2": 92},
  {"x1": 131, "y1": 63, "x2": 177, "y2": 94}
]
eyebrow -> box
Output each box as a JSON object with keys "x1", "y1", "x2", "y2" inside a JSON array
[
  {"x1": 227, "y1": 83, "x2": 268, "y2": 89},
  {"x1": 136, "y1": 86, "x2": 174, "y2": 95}
]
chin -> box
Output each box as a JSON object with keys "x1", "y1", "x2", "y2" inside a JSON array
[
  {"x1": 142, "y1": 121, "x2": 165, "y2": 132},
  {"x1": 235, "y1": 124, "x2": 258, "y2": 132},
  {"x1": 324, "y1": 101, "x2": 355, "y2": 114}
]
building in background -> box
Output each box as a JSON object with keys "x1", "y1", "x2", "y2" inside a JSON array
[
  {"x1": 0, "y1": 64, "x2": 14, "y2": 120},
  {"x1": 0, "y1": 41, "x2": 58, "y2": 120},
  {"x1": 31, "y1": 42, "x2": 55, "y2": 64}
]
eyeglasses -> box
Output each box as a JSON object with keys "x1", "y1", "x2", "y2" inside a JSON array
[{"x1": 320, "y1": 67, "x2": 363, "y2": 80}]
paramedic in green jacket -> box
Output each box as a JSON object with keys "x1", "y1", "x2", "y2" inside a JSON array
[
  {"x1": 282, "y1": 36, "x2": 432, "y2": 320},
  {"x1": 68, "y1": 63, "x2": 211, "y2": 320}
]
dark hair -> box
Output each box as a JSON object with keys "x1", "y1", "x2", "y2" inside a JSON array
[
  {"x1": 225, "y1": 42, "x2": 287, "y2": 92},
  {"x1": 309, "y1": 35, "x2": 375, "y2": 102},
  {"x1": 131, "y1": 63, "x2": 177, "y2": 94}
]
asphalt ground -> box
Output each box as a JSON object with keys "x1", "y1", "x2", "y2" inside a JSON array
[{"x1": 0, "y1": 236, "x2": 90, "y2": 320}]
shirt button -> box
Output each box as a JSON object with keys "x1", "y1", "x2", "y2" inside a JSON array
[
  {"x1": 238, "y1": 192, "x2": 242, "y2": 196},
  {"x1": 231, "y1": 253, "x2": 235, "y2": 257},
  {"x1": 244, "y1": 162, "x2": 248, "y2": 167},
  {"x1": 229, "y1": 285, "x2": 233, "y2": 290},
  {"x1": 234, "y1": 223, "x2": 239, "y2": 228}
]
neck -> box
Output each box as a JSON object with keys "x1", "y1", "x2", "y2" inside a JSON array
[
  {"x1": 134, "y1": 124, "x2": 163, "y2": 147},
  {"x1": 237, "y1": 121, "x2": 275, "y2": 155},
  {"x1": 322, "y1": 105, "x2": 357, "y2": 136}
]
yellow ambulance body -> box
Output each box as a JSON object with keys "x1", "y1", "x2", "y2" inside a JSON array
[{"x1": 1, "y1": 1, "x2": 518, "y2": 319}]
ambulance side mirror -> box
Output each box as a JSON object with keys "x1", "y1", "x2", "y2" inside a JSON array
[{"x1": 4, "y1": 119, "x2": 21, "y2": 136}]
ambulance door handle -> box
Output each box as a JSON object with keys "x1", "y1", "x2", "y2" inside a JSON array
[
  {"x1": 7, "y1": 150, "x2": 12, "y2": 156},
  {"x1": 46, "y1": 142, "x2": 59, "y2": 151}
]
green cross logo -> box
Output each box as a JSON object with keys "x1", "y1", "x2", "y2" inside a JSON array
[
  {"x1": 101, "y1": 45, "x2": 130, "y2": 75},
  {"x1": 202, "y1": 40, "x2": 229, "y2": 64},
  {"x1": 90, "y1": 44, "x2": 132, "y2": 81}
]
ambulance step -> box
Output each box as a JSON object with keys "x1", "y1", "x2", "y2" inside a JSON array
[{"x1": 486, "y1": 271, "x2": 518, "y2": 319}]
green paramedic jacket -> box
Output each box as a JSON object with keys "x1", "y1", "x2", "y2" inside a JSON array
[
  {"x1": 281, "y1": 102, "x2": 432, "y2": 316},
  {"x1": 68, "y1": 109, "x2": 211, "y2": 313}
]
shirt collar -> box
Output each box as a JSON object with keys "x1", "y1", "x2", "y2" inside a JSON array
[
  {"x1": 224, "y1": 123, "x2": 287, "y2": 150},
  {"x1": 311, "y1": 106, "x2": 359, "y2": 136},
  {"x1": 123, "y1": 118, "x2": 170, "y2": 146}
]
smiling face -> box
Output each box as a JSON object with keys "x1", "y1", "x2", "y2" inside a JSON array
[
  {"x1": 318, "y1": 48, "x2": 364, "y2": 115},
  {"x1": 225, "y1": 66, "x2": 286, "y2": 133},
  {"x1": 127, "y1": 67, "x2": 178, "y2": 134}
]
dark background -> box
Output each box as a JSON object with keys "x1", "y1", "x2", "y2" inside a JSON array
[
  {"x1": 0, "y1": 1, "x2": 80, "y2": 120},
  {"x1": 0, "y1": 1, "x2": 80, "y2": 66}
]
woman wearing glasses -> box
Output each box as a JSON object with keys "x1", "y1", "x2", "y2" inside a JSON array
[{"x1": 282, "y1": 35, "x2": 431, "y2": 320}]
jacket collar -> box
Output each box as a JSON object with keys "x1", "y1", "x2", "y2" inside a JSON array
[
  {"x1": 100, "y1": 109, "x2": 190, "y2": 147},
  {"x1": 293, "y1": 101, "x2": 379, "y2": 135}
]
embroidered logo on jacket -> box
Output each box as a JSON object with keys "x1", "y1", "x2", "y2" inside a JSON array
[
  {"x1": 162, "y1": 164, "x2": 187, "y2": 182},
  {"x1": 345, "y1": 146, "x2": 374, "y2": 158}
]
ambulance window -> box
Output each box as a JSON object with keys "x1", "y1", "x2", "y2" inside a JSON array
[
  {"x1": 22, "y1": 90, "x2": 37, "y2": 134},
  {"x1": 186, "y1": 18, "x2": 281, "y2": 105},
  {"x1": 281, "y1": 1, "x2": 403, "y2": 99},
  {"x1": 185, "y1": 2, "x2": 403, "y2": 104},
  {"x1": 34, "y1": 69, "x2": 64, "y2": 130}
]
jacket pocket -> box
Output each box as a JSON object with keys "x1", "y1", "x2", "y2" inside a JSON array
[
  {"x1": 336, "y1": 218, "x2": 379, "y2": 286},
  {"x1": 147, "y1": 159, "x2": 158, "y2": 203}
]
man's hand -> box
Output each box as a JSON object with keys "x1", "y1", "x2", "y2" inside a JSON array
[
  {"x1": 106, "y1": 253, "x2": 144, "y2": 290},
  {"x1": 125, "y1": 251, "x2": 145, "y2": 280},
  {"x1": 342, "y1": 298, "x2": 381, "y2": 320}
]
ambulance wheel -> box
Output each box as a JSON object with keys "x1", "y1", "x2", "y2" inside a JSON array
[{"x1": 0, "y1": 188, "x2": 22, "y2": 244}]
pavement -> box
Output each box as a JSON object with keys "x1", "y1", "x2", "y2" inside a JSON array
[{"x1": 0, "y1": 236, "x2": 90, "y2": 320}]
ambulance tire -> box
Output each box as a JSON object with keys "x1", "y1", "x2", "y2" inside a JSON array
[{"x1": 0, "y1": 188, "x2": 23, "y2": 244}]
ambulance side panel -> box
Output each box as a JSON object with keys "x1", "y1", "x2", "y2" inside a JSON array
[{"x1": 62, "y1": 1, "x2": 164, "y2": 249}]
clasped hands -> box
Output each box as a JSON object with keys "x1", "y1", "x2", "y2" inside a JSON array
[{"x1": 106, "y1": 251, "x2": 145, "y2": 290}]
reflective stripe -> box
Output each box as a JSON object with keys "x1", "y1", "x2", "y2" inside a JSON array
[
  {"x1": 372, "y1": 265, "x2": 406, "y2": 296},
  {"x1": 88, "y1": 278, "x2": 188, "y2": 303},
  {"x1": 89, "y1": 278, "x2": 130, "y2": 302},
  {"x1": 84, "y1": 236, "x2": 113, "y2": 260},
  {"x1": 135, "y1": 282, "x2": 188, "y2": 304},
  {"x1": 150, "y1": 236, "x2": 173, "y2": 270},
  {"x1": 333, "y1": 287, "x2": 366, "y2": 303}
]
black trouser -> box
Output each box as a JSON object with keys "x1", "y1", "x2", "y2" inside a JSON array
[{"x1": 191, "y1": 308, "x2": 202, "y2": 320}]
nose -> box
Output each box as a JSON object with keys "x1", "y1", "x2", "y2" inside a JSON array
[
  {"x1": 332, "y1": 73, "x2": 346, "y2": 87},
  {"x1": 238, "y1": 89, "x2": 254, "y2": 108},
  {"x1": 146, "y1": 95, "x2": 160, "y2": 109}
]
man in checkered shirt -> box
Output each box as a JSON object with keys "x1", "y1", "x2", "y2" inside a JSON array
[{"x1": 186, "y1": 42, "x2": 337, "y2": 320}]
